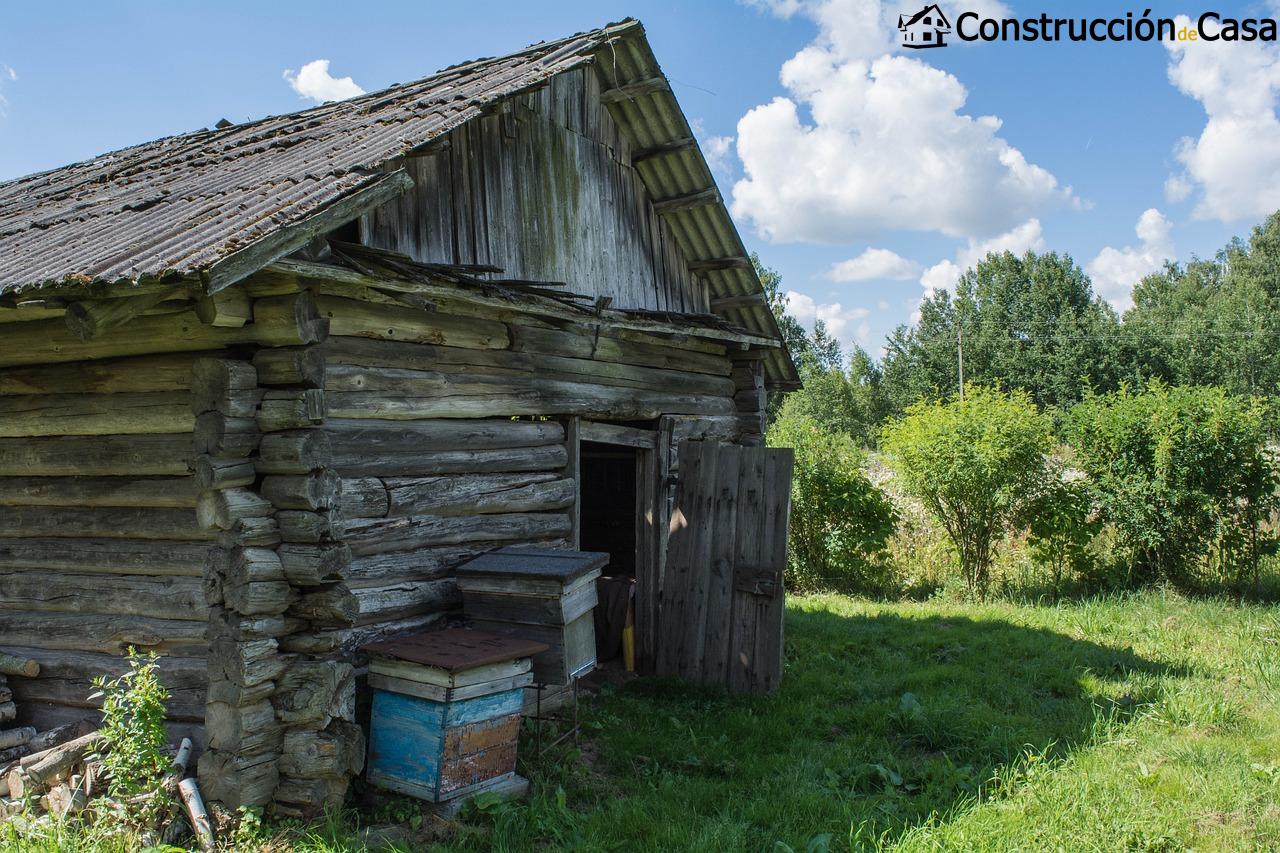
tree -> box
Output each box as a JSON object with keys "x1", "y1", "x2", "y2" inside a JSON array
[
  {"x1": 881, "y1": 251, "x2": 1128, "y2": 416},
  {"x1": 1068, "y1": 382, "x2": 1279, "y2": 591},
  {"x1": 880, "y1": 385, "x2": 1053, "y2": 595},
  {"x1": 768, "y1": 401, "x2": 898, "y2": 594}
]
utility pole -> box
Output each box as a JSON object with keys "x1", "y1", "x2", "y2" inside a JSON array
[{"x1": 957, "y1": 322, "x2": 965, "y2": 401}]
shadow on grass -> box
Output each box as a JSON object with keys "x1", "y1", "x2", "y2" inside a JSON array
[{"x1": 516, "y1": 603, "x2": 1187, "y2": 851}]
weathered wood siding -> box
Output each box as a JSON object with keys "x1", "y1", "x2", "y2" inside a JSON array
[{"x1": 360, "y1": 69, "x2": 708, "y2": 313}]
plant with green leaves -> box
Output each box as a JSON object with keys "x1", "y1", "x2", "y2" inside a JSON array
[
  {"x1": 768, "y1": 401, "x2": 898, "y2": 595},
  {"x1": 90, "y1": 648, "x2": 173, "y2": 824},
  {"x1": 1069, "y1": 381, "x2": 1279, "y2": 591},
  {"x1": 1019, "y1": 472, "x2": 1098, "y2": 599},
  {"x1": 880, "y1": 385, "x2": 1053, "y2": 595}
]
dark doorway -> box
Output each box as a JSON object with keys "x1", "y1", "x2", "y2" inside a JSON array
[{"x1": 579, "y1": 441, "x2": 638, "y2": 577}]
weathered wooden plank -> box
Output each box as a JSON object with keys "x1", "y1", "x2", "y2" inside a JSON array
[
  {"x1": 579, "y1": 421, "x2": 657, "y2": 449},
  {"x1": 339, "y1": 512, "x2": 572, "y2": 557},
  {"x1": 0, "y1": 612, "x2": 207, "y2": 656},
  {"x1": 0, "y1": 392, "x2": 193, "y2": 437},
  {"x1": 326, "y1": 417, "x2": 563, "y2": 455},
  {"x1": 1, "y1": 647, "x2": 206, "y2": 720},
  {"x1": 315, "y1": 295, "x2": 509, "y2": 349},
  {"x1": 0, "y1": 352, "x2": 209, "y2": 395},
  {"x1": 0, "y1": 476, "x2": 198, "y2": 508},
  {"x1": 0, "y1": 572, "x2": 207, "y2": 620},
  {"x1": 701, "y1": 445, "x2": 742, "y2": 686},
  {"x1": 383, "y1": 473, "x2": 572, "y2": 518},
  {"x1": 0, "y1": 507, "x2": 211, "y2": 540},
  {"x1": 0, "y1": 538, "x2": 211, "y2": 577}
]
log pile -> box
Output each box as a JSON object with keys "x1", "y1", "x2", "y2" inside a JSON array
[{"x1": 1, "y1": 726, "x2": 216, "y2": 850}]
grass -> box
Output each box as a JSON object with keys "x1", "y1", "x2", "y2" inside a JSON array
[{"x1": 4, "y1": 590, "x2": 1278, "y2": 851}]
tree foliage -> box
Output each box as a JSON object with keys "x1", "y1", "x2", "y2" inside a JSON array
[
  {"x1": 768, "y1": 400, "x2": 898, "y2": 595},
  {"x1": 880, "y1": 385, "x2": 1054, "y2": 595},
  {"x1": 1068, "y1": 382, "x2": 1279, "y2": 591},
  {"x1": 881, "y1": 251, "x2": 1129, "y2": 417}
]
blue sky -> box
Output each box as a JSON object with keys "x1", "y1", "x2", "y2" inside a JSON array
[{"x1": 1, "y1": 1, "x2": 1273, "y2": 358}]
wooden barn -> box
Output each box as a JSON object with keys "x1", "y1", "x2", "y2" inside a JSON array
[{"x1": 0, "y1": 19, "x2": 796, "y2": 813}]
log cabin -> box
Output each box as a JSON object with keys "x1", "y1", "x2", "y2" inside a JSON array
[{"x1": 0, "y1": 19, "x2": 797, "y2": 814}]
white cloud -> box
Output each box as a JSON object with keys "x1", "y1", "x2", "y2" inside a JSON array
[
  {"x1": 826, "y1": 247, "x2": 921, "y2": 281},
  {"x1": 0, "y1": 64, "x2": 16, "y2": 116},
  {"x1": 1164, "y1": 14, "x2": 1280, "y2": 221},
  {"x1": 1086, "y1": 209, "x2": 1174, "y2": 312},
  {"x1": 784, "y1": 289, "x2": 869, "y2": 343},
  {"x1": 704, "y1": 135, "x2": 735, "y2": 174},
  {"x1": 919, "y1": 218, "x2": 1046, "y2": 295},
  {"x1": 283, "y1": 59, "x2": 365, "y2": 104},
  {"x1": 731, "y1": 0, "x2": 1075, "y2": 243}
]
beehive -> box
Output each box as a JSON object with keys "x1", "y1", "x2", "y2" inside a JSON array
[
  {"x1": 456, "y1": 547, "x2": 609, "y2": 684},
  {"x1": 363, "y1": 629, "x2": 547, "y2": 805}
]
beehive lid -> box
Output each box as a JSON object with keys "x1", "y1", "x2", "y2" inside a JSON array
[
  {"x1": 456, "y1": 547, "x2": 610, "y2": 583},
  {"x1": 363, "y1": 628, "x2": 548, "y2": 673}
]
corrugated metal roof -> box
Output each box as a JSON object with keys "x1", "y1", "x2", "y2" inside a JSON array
[{"x1": 0, "y1": 18, "x2": 797, "y2": 386}]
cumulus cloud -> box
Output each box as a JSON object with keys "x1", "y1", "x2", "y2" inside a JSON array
[
  {"x1": 283, "y1": 59, "x2": 365, "y2": 103},
  {"x1": 1165, "y1": 14, "x2": 1280, "y2": 221},
  {"x1": 690, "y1": 119, "x2": 737, "y2": 176},
  {"x1": 826, "y1": 247, "x2": 921, "y2": 281},
  {"x1": 919, "y1": 218, "x2": 1046, "y2": 296},
  {"x1": 784, "y1": 289, "x2": 870, "y2": 343},
  {"x1": 1086, "y1": 209, "x2": 1174, "y2": 312},
  {"x1": 731, "y1": 0, "x2": 1075, "y2": 243}
]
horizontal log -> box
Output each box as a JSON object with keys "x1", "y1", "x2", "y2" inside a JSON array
[
  {"x1": 0, "y1": 646, "x2": 206, "y2": 720},
  {"x1": 274, "y1": 661, "x2": 355, "y2": 727},
  {"x1": 509, "y1": 324, "x2": 730, "y2": 376},
  {"x1": 65, "y1": 286, "x2": 181, "y2": 341},
  {"x1": 0, "y1": 476, "x2": 198, "y2": 508},
  {"x1": 277, "y1": 510, "x2": 344, "y2": 544},
  {"x1": 326, "y1": 416, "x2": 563, "y2": 455},
  {"x1": 257, "y1": 389, "x2": 326, "y2": 432},
  {"x1": 278, "y1": 721, "x2": 363, "y2": 781},
  {"x1": 289, "y1": 579, "x2": 459, "y2": 627},
  {"x1": 252, "y1": 346, "x2": 325, "y2": 388},
  {"x1": 261, "y1": 470, "x2": 341, "y2": 511},
  {"x1": 206, "y1": 678, "x2": 276, "y2": 708},
  {"x1": 193, "y1": 413, "x2": 260, "y2": 458},
  {"x1": 207, "y1": 606, "x2": 301, "y2": 642},
  {"x1": 278, "y1": 543, "x2": 352, "y2": 586},
  {"x1": 384, "y1": 473, "x2": 573, "y2": 517},
  {"x1": 0, "y1": 506, "x2": 211, "y2": 540},
  {"x1": 279, "y1": 611, "x2": 444, "y2": 656},
  {"x1": 0, "y1": 653, "x2": 39, "y2": 678},
  {"x1": 224, "y1": 581, "x2": 293, "y2": 617},
  {"x1": 192, "y1": 456, "x2": 256, "y2": 490},
  {"x1": 0, "y1": 392, "x2": 193, "y2": 438},
  {"x1": 579, "y1": 420, "x2": 658, "y2": 448},
  {"x1": 326, "y1": 380, "x2": 734, "y2": 421},
  {"x1": 196, "y1": 288, "x2": 252, "y2": 328},
  {"x1": 339, "y1": 511, "x2": 572, "y2": 557},
  {"x1": 0, "y1": 612, "x2": 206, "y2": 656},
  {"x1": 314, "y1": 294, "x2": 508, "y2": 350},
  {"x1": 336, "y1": 478, "x2": 390, "y2": 518},
  {"x1": 0, "y1": 572, "x2": 207, "y2": 620},
  {"x1": 345, "y1": 544, "x2": 496, "y2": 587},
  {"x1": 0, "y1": 538, "x2": 211, "y2": 577},
  {"x1": 331, "y1": 444, "x2": 568, "y2": 478},
  {"x1": 216, "y1": 516, "x2": 281, "y2": 549},
  {"x1": 257, "y1": 430, "x2": 332, "y2": 474},
  {"x1": 197, "y1": 488, "x2": 274, "y2": 532},
  {"x1": 0, "y1": 433, "x2": 197, "y2": 477},
  {"x1": 0, "y1": 304, "x2": 323, "y2": 369},
  {"x1": 0, "y1": 352, "x2": 210, "y2": 395},
  {"x1": 250, "y1": 292, "x2": 329, "y2": 346}
]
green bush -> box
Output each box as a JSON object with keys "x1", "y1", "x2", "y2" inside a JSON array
[
  {"x1": 91, "y1": 649, "x2": 173, "y2": 825},
  {"x1": 1068, "y1": 382, "x2": 1279, "y2": 592},
  {"x1": 880, "y1": 385, "x2": 1054, "y2": 596},
  {"x1": 1019, "y1": 472, "x2": 1098, "y2": 600},
  {"x1": 768, "y1": 401, "x2": 898, "y2": 595}
]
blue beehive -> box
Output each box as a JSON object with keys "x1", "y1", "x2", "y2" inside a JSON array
[{"x1": 363, "y1": 628, "x2": 547, "y2": 805}]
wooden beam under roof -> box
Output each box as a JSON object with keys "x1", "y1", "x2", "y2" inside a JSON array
[
  {"x1": 631, "y1": 136, "x2": 696, "y2": 164},
  {"x1": 599, "y1": 76, "x2": 670, "y2": 104},
  {"x1": 689, "y1": 257, "x2": 752, "y2": 274},
  {"x1": 710, "y1": 294, "x2": 766, "y2": 312},
  {"x1": 651, "y1": 187, "x2": 720, "y2": 215}
]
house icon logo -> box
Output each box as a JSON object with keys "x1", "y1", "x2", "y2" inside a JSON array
[{"x1": 899, "y1": 4, "x2": 952, "y2": 48}]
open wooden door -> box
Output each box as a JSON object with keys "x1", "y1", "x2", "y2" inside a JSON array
[{"x1": 655, "y1": 441, "x2": 794, "y2": 693}]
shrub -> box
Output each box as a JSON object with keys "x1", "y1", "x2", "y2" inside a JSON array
[
  {"x1": 1068, "y1": 382, "x2": 1279, "y2": 591},
  {"x1": 768, "y1": 401, "x2": 898, "y2": 595},
  {"x1": 1019, "y1": 471, "x2": 1098, "y2": 600},
  {"x1": 880, "y1": 385, "x2": 1053, "y2": 596},
  {"x1": 91, "y1": 649, "x2": 172, "y2": 824}
]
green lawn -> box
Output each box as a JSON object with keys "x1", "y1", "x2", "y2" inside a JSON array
[
  {"x1": 6, "y1": 591, "x2": 1278, "y2": 851},
  {"x1": 431, "y1": 591, "x2": 1280, "y2": 852}
]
